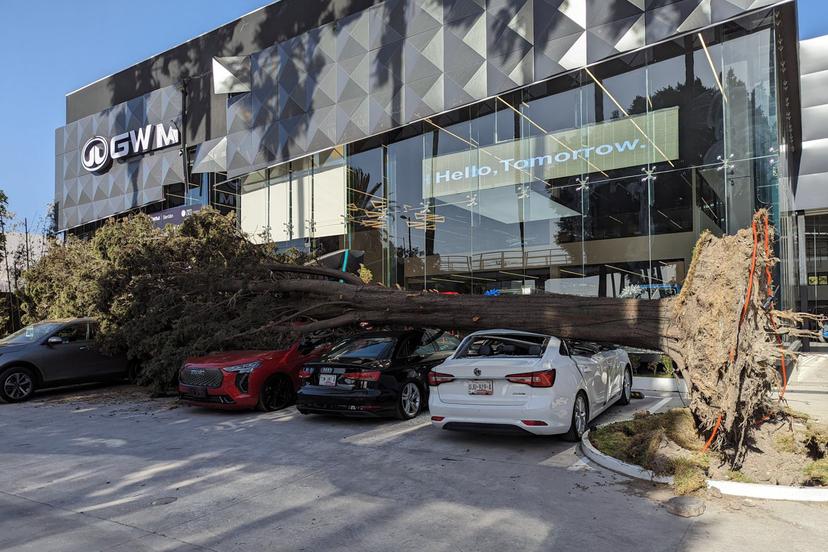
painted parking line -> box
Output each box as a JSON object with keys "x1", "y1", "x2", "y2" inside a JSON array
[{"x1": 649, "y1": 396, "x2": 674, "y2": 413}]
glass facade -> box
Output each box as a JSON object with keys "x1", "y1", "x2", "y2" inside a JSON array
[{"x1": 237, "y1": 11, "x2": 796, "y2": 305}]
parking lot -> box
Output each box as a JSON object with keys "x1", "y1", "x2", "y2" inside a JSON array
[{"x1": 1, "y1": 385, "x2": 827, "y2": 552}]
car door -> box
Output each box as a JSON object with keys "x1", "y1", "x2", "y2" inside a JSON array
[
  {"x1": 568, "y1": 343, "x2": 607, "y2": 410},
  {"x1": 32, "y1": 322, "x2": 97, "y2": 382},
  {"x1": 592, "y1": 348, "x2": 619, "y2": 402},
  {"x1": 83, "y1": 322, "x2": 127, "y2": 376}
]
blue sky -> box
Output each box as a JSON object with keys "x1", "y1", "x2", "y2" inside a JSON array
[{"x1": 0, "y1": 0, "x2": 825, "y2": 230}]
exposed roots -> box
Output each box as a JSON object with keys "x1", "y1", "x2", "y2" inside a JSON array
[{"x1": 670, "y1": 211, "x2": 821, "y2": 468}]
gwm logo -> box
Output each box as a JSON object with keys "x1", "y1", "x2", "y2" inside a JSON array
[{"x1": 81, "y1": 122, "x2": 181, "y2": 174}]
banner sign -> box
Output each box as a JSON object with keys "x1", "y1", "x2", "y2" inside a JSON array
[
  {"x1": 150, "y1": 204, "x2": 202, "y2": 228},
  {"x1": 423, "y1": 106, "x2": 679, "y2": 198}
]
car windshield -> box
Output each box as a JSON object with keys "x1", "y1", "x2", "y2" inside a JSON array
[
  {"x1": 324, "y1": 336, "x2": 396, "y2": 361},
  {"x1": 0, "y1": 322, "x2": 63, "y2": 345},
  {"x1": 457, "y1": 334, "x2": 547, "y2": 358}
]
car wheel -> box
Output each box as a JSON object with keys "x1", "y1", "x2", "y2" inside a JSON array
[
  {"x1": 0, "y1": 367, "x2": 36, "y2": 403},
  {"x1": 396, "y1": 381, "x2": 422, "y2": 420},
  {"x1": 257, "y1": 375, "x2": 295, "y2": 412},
  {"x1": 616, "y1": 367, "x2": 632, "y2": 406},
  {"x1": 563, "y1": 392, "x2": 589, "y2": 442}
]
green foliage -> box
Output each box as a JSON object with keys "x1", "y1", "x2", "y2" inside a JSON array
[{"x1": 21, "y1": 209, "x2": 304, "y2": 391}]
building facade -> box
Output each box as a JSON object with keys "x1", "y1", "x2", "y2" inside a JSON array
[
  {"x1": 56, "y1": 0, "x2": 804, "y2": 309},
  {"x1": 797, "y1": 34, "x2": 828, "y2": 317}
]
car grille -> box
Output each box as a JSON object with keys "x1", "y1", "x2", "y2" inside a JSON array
[
  {"x1": 180, "y1": 366, "x2": 223, "y2": 388},
  {"x1": 179, "y1": 393, "x2": 235, "y2": 404}
]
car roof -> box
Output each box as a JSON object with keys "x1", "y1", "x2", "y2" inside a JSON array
[
  {"x1": 464, "y1": 329, "x2": 552, "y2": 339},
  {"x1": 344, "y1": 329, "x2": 425, "y2": 339},
  {"x1": 35, "y1": 317, "x2": 97, "y2": 324}
]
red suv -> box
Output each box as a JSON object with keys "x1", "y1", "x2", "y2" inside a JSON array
[{"x1": 178, "y1": 341, "x2": 325, "y2": 411}]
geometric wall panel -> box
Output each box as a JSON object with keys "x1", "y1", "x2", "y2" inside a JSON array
[
  {"x1": 212, "y1": 56, "x2": 251, "y2": 94},
  {"x1": 217, "y1": 0, "x2": 791, "y2": 177},
  {"x1": 55, "y1": 85, "x2": 183, "y2": 231}
]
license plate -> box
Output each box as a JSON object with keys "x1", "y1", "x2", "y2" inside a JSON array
[
  {"x1": 467, "y1": 380, "x2": 493, "y2": 395},
  {"x1": 319, "y1": 374, "x2": 337, "y2": 387}
]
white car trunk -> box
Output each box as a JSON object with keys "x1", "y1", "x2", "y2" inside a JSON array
[{"x1": 436, "y1": 357, "x2": 543, "y2": 406}]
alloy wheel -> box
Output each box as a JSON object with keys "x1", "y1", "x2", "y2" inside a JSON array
[
  {"x1": 4, "y1": 372, "x2": 33, "y2": 400},
  {"x1": 574, "y1": 395, "x2": 587, "y2": 437},
  {"x1": 400, "y1": 383, "x2": 421, "y2": 418},
  {"x1": 262, "y1": 378, "x2": 292, "y2": 411},
  {"x1": 623, "y1": 370, "x2": 632, "y2": 402}
]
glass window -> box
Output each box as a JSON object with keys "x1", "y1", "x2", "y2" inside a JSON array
[
  {"x1": 54, "y1": 323, "x2": 88, "y2": 343},
  {"x1": 324, "y1": 336, "x2": 395, "y2": 361},
  {"x1": 0, "y1": 322, "x2": 62, "y2": 345}
]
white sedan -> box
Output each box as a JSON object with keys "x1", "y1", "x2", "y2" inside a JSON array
[{"x1": 428, "y1": 330, "x2": 632, "y2": 440}]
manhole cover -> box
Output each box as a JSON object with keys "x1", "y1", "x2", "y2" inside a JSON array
[{"x1": 150, "y1": 497, "x2": 178, "y2": 506}]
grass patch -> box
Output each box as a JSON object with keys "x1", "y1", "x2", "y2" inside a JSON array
[
  {"x1": 725, "y1": 469, "x2": 754, "y2": 483},
  {"x1": 672, "y1": 456, "x2": 708, "y2": 495},
  {"x1": 773, "y1": 431, "x2": 804, "y2": 455},
  {"x1": 589, "y1": 408, "x2": 708, "y2": 493},
  {"x1": 804, "y1": 459, "x2": 828, "y2": 485},
  {"x1": 803, "y1": 423, "x2": 828, "y2": 460},
  {"x1": 782, "y1": 407, "x2": 810, "y2": 422}
]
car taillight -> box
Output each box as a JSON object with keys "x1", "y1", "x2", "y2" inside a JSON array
[
  {"x1": 521, "y1": 420, "x2": 548, "y2": 426},
  {"x1": 342, "y1": 371, "x2": 381, "y2": 381},
  {"x1": 431, "y1": 416, "x2": 445, "y2": 422},
  {"x1": 298, "y1": 368, "x2": 314, "y2": 379},
  {"x1": 506, "y1": 369, "x2": 556, "y2": 388},
  {"x1": 428, "y1": 371, "x2": 455, "y2": 386}
]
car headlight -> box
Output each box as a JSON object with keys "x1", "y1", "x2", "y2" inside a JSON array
[{"x1": 222, "y1": 361, "x2": 261, "y2": 374}]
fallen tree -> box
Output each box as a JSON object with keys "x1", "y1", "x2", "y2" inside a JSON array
[{"x1": 20, "y1": 208, "x2": 819, "y2": 467}]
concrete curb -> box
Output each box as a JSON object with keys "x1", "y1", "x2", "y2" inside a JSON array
[
  {"x1": 581, "y1": 430, "x2": 828, "y2": 502},
  {"x1": 632, "y1": 376, "x2": 688, "y2": 394},
  {"x1": 706, "y1": 480, "x2": 828, "y2": 502},
  {"x1": 580, "y1": 430, "x2": 673, "y2": 484}
]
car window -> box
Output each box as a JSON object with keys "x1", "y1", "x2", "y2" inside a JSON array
[
  {"x1": 324, "y1": 336, "x2": 396, "y2": 361},
  {"x1": 54, "y1": 323, "x2": 88, "y2": 343},
  {"x1": 414, "y1": 333, "x2": 438, "y2": 356},
  {"x1": 456, "y1": 334, "x2": 547, "y2": 358},
  {"x1": 0, "y1": 322, "x2": 62, "y2": 344},
  {"x1": 397, "y1": 335, "x2": 420, "y2": 358},
  {"x1": 434, "y1": 333, "x2": 460, "y2": 352}
]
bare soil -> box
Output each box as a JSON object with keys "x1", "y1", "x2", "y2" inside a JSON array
[{"x1": 29, "y1": 383, "x2": 177, "y2": 414}]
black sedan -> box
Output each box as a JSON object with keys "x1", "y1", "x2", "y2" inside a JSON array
[{"x1": 296, "y1": 329, "x2": 459, "y2": 419}]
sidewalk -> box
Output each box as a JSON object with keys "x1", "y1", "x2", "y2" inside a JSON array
[{"x1": 782, "y1": 348, "x2": 828, "y2": 423}]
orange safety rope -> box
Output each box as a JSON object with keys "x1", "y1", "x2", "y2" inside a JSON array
[{"x1": 702, "y1": 414, "x2": 722, "y2": 453}]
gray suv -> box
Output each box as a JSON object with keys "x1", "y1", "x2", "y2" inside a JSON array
[{"x1": 0, "y1": 318, "x2": 128, "y2": 403}]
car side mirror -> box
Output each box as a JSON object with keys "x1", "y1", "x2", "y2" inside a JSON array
[{"x1": 47, "y1": 336, "x2": 63, "y2": 346}]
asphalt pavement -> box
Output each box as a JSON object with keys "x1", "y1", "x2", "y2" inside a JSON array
[{"x1": 0, "y1": 386, "x2": 826, "y2": 552}]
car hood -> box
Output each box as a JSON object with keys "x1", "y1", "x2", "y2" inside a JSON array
[{"x1": 185, "y1": 349, "x2": 289, "y2": 367}]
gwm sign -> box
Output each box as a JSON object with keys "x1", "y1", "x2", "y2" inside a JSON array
[{"x1": 81, "y1": 122, "x2": 181, "y2": 174}]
